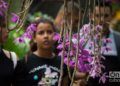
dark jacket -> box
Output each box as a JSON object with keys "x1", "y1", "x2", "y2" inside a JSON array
[{"x1": 87, "y1": 30, "x2": 120, "y2": 86}]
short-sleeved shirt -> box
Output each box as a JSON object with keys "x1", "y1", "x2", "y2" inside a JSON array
[{"x1": 14, "y1": 53, "x2": 71, "y2": 86}]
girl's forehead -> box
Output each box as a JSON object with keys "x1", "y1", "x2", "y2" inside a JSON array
[{"x1": 37, "y1": 22, "x2": 53, "y2": 30}]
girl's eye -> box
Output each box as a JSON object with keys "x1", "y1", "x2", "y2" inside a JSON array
[
  {"x1": 37, "y1": 31, "x2": 44, "y2": 35},
  {"x1": 36, "y1": 30, "x2": 53, "y2": 35},
  {"x1": 47, "y1": 30, "x2": 53, "y2": 34}
]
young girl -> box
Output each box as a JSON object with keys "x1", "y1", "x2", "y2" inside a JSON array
[
  {"x1": 0, "y1": 15, "x2": 18, "y2": 86},
  {"x1": 14, "y1": 18, "x2": 87, "y2": 86},
  {"x1": 13, "y1": 18, "x2": 72, "y2": 86}
]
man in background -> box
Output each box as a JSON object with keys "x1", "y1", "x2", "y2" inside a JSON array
[{"x1": 87, "y1": 1, "x2": 120, "y2": 86}]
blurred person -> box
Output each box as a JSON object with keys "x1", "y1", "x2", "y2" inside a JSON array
[
  {"x1": 55, "y1": 1, "x2": 83, "y2": 33},
  {"x1": 0, "y1": 15, "x2": 18, "y2": 86},
  {"x1": 55, "y1": 2, "x2": 87, "y2": 86},
  {"x1": 54, "y1": 1, "x2": 83, "y2": 55},
  {"x1": 86, "y1": 1, "x2": 120, "y2": 86}
]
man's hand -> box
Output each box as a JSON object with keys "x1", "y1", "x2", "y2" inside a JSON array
[
  {"x1": 75, "y1": 71, "x2": 88, "y2": 80},
  {"x1": 73, "y1": 79, "x2": 87, "y2": 86}
]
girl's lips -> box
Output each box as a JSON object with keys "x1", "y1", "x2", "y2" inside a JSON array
[{"x1": 43, "y1": 41, "x2": 49, "y2": 45}]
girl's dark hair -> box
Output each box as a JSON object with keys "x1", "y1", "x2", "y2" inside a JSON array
[
  {"x1": 34, "y1": 18, "x2": 56, "y2": 31},
  {"x1": 30, "y1": 18, "x2": 56, "y2": 52}
]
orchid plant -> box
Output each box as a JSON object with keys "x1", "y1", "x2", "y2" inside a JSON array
[
  {"x1": 0, "y1": 0, "x2": 115, "y2": 85},
  {"x1": 80, "y1": 23, "x2": 112, "y2": 83},
  {"x1": 53, "y1": 23, "x2": 112, "y2": 83}
]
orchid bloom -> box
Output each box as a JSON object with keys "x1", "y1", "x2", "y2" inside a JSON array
[
  {"x1": 11, "y1": 13, "x2": 20, "y2": 23},
  {"x1": 15, "y1": 23, "x2": 37, "y2": 43},
  {"x1": 55, "y1": 23, "x2": 112, "y2": 84},
  {"x1": 0, "y1": 0, "x2": 8, "y2": 16}
]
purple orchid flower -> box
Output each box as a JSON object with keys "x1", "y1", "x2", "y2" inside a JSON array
[
  {"x1": 101, "y1": 46, "x2": 112, "y2": 52},
  {"x1": 57, "y1": 43, "x2": 63, "y2": 50},
  {"x1": 11, "y1": 13, "x2": 20, "y2": 23},
  {"x1": 0, "y1": 0, "x2": 8, "y2": 16},
  {"x1": 95, "y1": 25, "x2": 103, "y2": 33},
  {"x1": 15, "y1": 23, "x2": 37, "y2": 43},
  {"x1": 82, "y1": 23, "x2": 91, "y2": 34},
  {"x1": 103, "y1": 38, "x2": 112, "y2": 43},
  {"x1": 64, "y1": 58, "x2": 75, "y2": 68},
  {"x1": 15, "y1": 37, "x2": 25, "y2": 43},
  {"x1": 26, "y1": 23, "x2": 37, "y2": 32},
  {"x1": 99, "y1": 73, "x2": 108, "y2": 84},
  {"x1": 53, "y1": 32, "x2": 60, "y2": 41},
  {"x1": 23, "y1": 32, "x2": 33, "y2": 39}
]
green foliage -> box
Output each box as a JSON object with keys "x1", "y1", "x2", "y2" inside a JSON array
[
  {"x1": 112, "y1": 3, "x2": 120, "y2": 11},
  {"x1": 114, "y1": 20, "x2": 120, "y2": 32},
  {"x1": 3, "y1": 25, "x2": 30, "y2": 59},
  {"x1": 27, "y1": 12, "x2": 54, "y2": 22},
  {"x1": 112, "y1": 3, "x2": 120, "y2": 32}
]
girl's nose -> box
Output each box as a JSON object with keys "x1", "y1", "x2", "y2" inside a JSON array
[{"x1": 44, "y1": 32, "x2": 48, "y2": 38}]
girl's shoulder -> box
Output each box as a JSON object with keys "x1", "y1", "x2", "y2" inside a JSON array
[
  {"x1": 18, "y1": 53, "x2": 36, "y2": 65},
  {"x1": 3, "y1": 49, "x2": 18, "y2": 68}
]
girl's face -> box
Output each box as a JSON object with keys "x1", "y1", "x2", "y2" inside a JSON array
[
  {"x1": 34, "y1": 22, "x2": 55, "y2": 50},
  {"x1": 0, "y1": 27, "x2": 8, "y2": 43}
]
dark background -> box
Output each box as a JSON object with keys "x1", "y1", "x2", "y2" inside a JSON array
[{"x1": 29, "y1": 0, "x2": 87, "y2": 18}]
